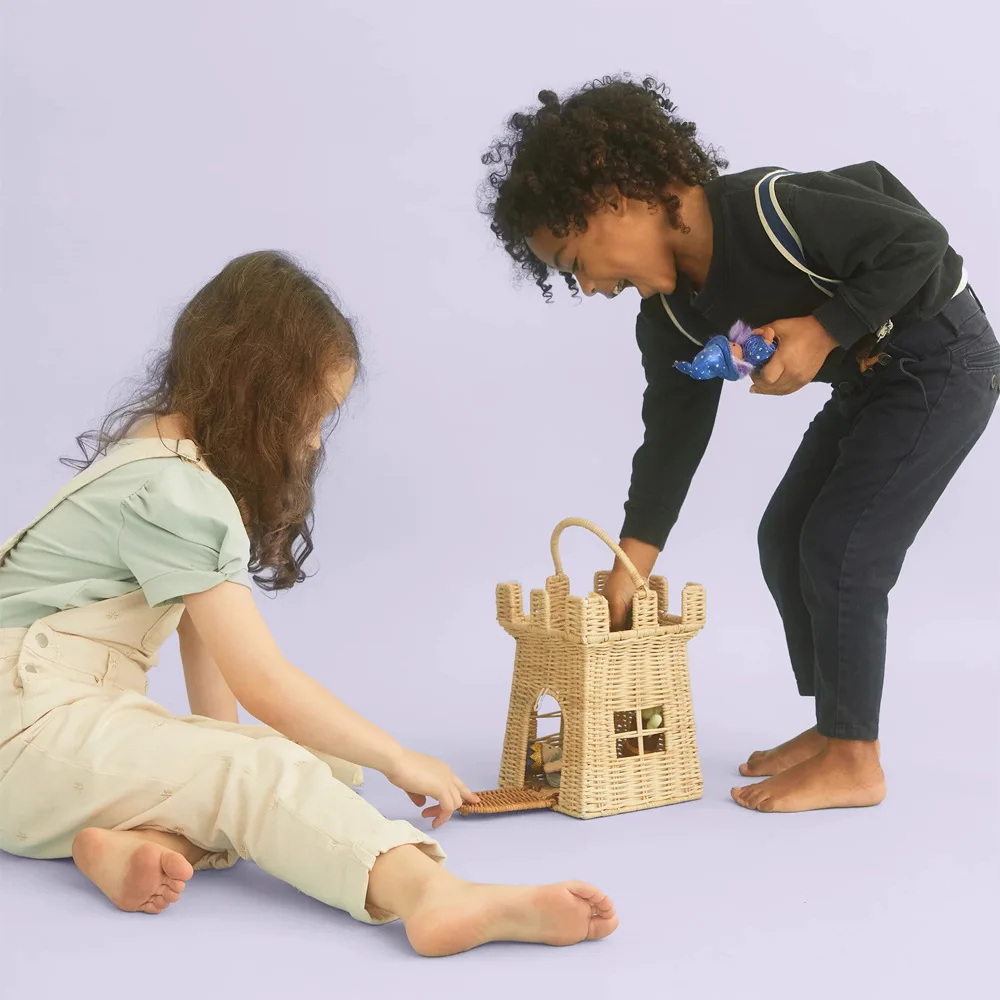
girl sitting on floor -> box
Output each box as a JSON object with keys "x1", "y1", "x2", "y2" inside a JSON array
[{"x1": 0, "y1": 250, "x2": 617, "y2": 956}]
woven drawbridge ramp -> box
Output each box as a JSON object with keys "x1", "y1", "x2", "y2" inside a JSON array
[{"x1": 459, "y1": 786, "x2": 559, "y2": 816}]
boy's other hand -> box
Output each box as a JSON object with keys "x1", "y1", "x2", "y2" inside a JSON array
[{"x1": 749, "y1": 316, "x2": 839, "y2": 396}]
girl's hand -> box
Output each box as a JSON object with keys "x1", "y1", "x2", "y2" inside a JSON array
[
  {"x1": 383, "y1": 749, "x2": 479, "y2": 828},
  {"x1": 749, "y1": 317, "x2": 838, "y2": 395}
]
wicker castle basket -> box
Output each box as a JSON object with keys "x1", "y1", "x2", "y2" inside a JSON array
[{"x1": 461, "y1": 518, "x2": 706, "y2": 820}]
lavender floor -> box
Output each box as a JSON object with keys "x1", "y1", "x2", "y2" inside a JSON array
[
  {"x1": 3, "y1": 3, "x2": 998, "y2": 995},
  {"x1": 4, "y1": 651, "x2": 995, "y2": 1000}
]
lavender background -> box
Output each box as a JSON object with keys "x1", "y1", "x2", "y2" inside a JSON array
[{"x1": 2, "y1": 1, "x2": 997, "y2": 996}]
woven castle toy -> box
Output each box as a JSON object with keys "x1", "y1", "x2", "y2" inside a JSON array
[{"x1": 461, "y1": 518, "x2": 706, "y2": 820}]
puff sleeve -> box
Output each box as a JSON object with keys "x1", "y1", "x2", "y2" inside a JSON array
[{"x1": 117, "y1": 460, "x2": 252, "y2": 607}]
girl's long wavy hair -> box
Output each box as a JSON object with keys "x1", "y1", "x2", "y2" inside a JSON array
[{"x1": 64, "y1": 250, "x2": 362, "y2": 591}]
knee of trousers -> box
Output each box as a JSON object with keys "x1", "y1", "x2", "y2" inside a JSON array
[
  {"x1": 171, "y1": 737, "x2": 356, "y2": 865},
  {"x1": 757, "y1": 507, "x2": 801, "y2": 591},
  {"x1": 197, "y1": 737, "x2": 442, "y2": 886}
]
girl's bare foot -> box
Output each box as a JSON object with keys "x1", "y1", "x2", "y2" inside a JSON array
[
  {"x1": 72, "y1": 828, "x2": 198, "y2": 914},
  {"x1": 404, "y1": 880, "x2": 618, "y2": 957},
  {"x1": 731, "y1": 738, "x2": 885, "y2": 813},
  {"x1": 367, "y1": 845, "x2": 618, "y2": 957},
  {"x1": 739, "y1": 726, "x2": 827, "y2": 777}
]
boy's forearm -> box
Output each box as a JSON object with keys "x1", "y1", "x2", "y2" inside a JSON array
[
  {"x1": 615, "y1": 537, "x2": 660, "y2": 579},
  {"x1": 783, "y1": 169, "x2": 952, "y2": 348}
]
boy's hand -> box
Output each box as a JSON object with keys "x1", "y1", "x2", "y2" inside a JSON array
[
  {"x1": 602, "y1": 538, "x2": 660, "y2": 631},
  {"x1": 602, "y1": 567, "x2": 637, "y2": 631},
  {"x1": 749, "y1": 317, "x2": 839, "y2": 396},
  {"x1": 383, "y1": 748, "x2": 479, "y2": 828}
]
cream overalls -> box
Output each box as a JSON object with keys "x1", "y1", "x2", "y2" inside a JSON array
[{"x1": 0, "y1": 438, "x2": 443, "y2": 923}]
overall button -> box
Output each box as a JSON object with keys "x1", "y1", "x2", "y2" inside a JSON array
[
  {"x1": 991, "y1": 374, "x2": 998, "y2": 389},
  {"x1": 34, "y1": 634, "x2": 48, "y2": 649},
  {"x1": 838, "y1": 381, "x2": 853, "y2": 395}
]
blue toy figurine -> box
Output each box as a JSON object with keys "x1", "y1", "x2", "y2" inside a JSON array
[{"x1": 674, "y1": 320, "x2": 776, "y2": 381}]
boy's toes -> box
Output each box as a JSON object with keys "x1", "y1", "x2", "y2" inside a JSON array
[
  {"x1": 730, "y1": 786, "x2": 749, "y2": 807},
  {"x1": 744, "y1": 783, "x2": 772, "y2": 809},
  {"x1": 731, "y1": 782, "x2": 767, "y2": 809}
]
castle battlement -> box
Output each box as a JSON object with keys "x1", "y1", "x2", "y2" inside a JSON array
[{"x1": 496, "y1": 575, "x2": 706, "y2": 644}]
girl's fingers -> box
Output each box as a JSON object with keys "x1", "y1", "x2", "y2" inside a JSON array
[
  {"x1": 425, "y1": 801, "x2": 450, "y2": 828},
  {"x1": 416, "y1": 781, "x2": 470, "y2": 827},
  {"x1": 408, "y1": 792, "x2": 427, "y2": 807},
  {"x1": 457, "y1": 779, "x2": 479, "y2": 803}
]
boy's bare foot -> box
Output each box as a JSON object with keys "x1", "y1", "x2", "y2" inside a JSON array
[
  {"x1": 404, "y1": 880, "x2": 618, "y2": 957},
  {"x1": 739, "y1": 726, "x2": 827, "y2": 777},
  {"x1": 72, "y1": 828, "x2": 196, "y2": 914},
  {"x1": 731, "y1": 739, "x2": 885, "y2": 813}
]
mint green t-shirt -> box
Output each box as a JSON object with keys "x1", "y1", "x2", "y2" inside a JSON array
[{"x1": 0, "y1": 452, "x2": 252, "y2": 629}]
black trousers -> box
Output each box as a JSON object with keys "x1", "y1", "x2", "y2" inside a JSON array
[{"x1": 758, "y1": 288, "x2": 999, "y2": 740}]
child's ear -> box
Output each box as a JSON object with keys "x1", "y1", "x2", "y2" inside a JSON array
[{"x1": 600, "y1": 186, "x2": 628, "y2": 217}]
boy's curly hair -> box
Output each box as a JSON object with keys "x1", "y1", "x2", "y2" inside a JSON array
[{"x1": 480, "y1": 74, "x2": 727, "y2": 299}]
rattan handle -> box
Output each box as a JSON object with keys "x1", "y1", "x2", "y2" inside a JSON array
[{"x1": 550, "y1": 518, "x2": 648, "y2": 592}]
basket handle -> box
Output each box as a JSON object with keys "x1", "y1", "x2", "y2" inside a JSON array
[{"x1": 550, "y1": 518, "x2": 648, "y2": 592}]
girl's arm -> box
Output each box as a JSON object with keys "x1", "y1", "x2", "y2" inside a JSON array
[
  {"x1": 177, "y1": 609, "x2": 239, "y2": 723},
  {"x1": 182, "y1": 581, "x2": 476, "y2": 826},
  {"x1": 182, "y1": 581, "x2": 404, "y2": 774}
]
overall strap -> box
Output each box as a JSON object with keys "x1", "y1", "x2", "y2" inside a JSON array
[
  {"x1": 658, "y1": 294, "x2": 705, "y2": 347},
  {"x1": 753, "y1": 169, "x2": 841, "y2": 299},
  {"x1": 0, "y1": 438, "x2": 205, "y2": 566}
]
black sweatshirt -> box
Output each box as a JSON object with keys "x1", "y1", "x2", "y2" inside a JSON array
[{"x1": 621, "y1": 161, "x2": 965, "y2": 550}]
